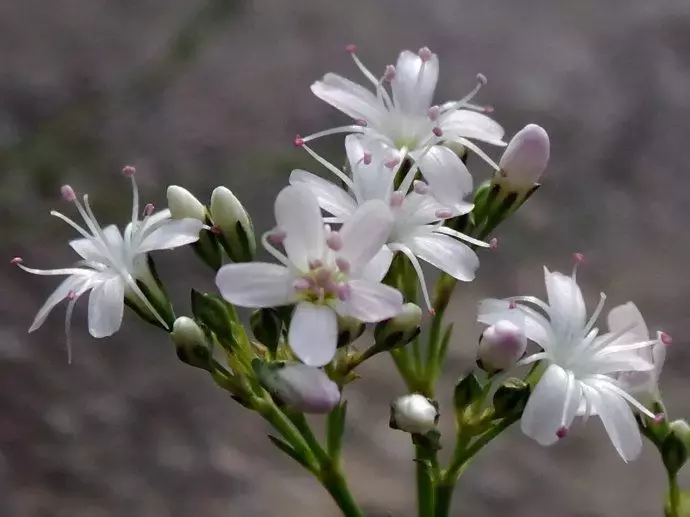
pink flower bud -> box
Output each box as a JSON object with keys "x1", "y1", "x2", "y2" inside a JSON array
[
  {"x1": 262, "y1": 363, "x2": 341, "y2": 414},
  {"x1": 498, "y1": 124, "x2": 550, "y2": 188},
  {"x1": 478, "y1": 320, "x2": 527, "y2": 373}
]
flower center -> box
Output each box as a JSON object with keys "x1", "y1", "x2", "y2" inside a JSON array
[{"x1": 294, "y1": 263, "x2": 350, "y2": 304}]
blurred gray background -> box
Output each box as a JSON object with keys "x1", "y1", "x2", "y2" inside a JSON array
[{"x1": 2, "y1": 0, "x2": 690, "y2": 515}]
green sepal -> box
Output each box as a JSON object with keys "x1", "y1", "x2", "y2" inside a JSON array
[
  {"x1": 453, "y1": 373, "x2": 482, "y2": 413},
  {"x1": 662, "y1": 432, "x2": 688, "y2": 476},
  {"x1": 492, "y1": 378, "x2": 531, "y2": 419},
  {"x1": 192, "y1": 227, "x2": 223, "y2": 271},
  {"x1": 250, "y1": 308, "x2": 282, "y2": 358},
  {"x1": 190, "y1": 289, "x2": 236, "y2": 346}
]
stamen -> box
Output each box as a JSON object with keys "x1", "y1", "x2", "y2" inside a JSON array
[
  {"x1": 309, "y1": 259, "x2": 323, "y2": 270},
  {"x1": 476, "y1": 73, "x2": 488, "y2": 86},
  {"x1": 143, "y1": 203, "x2": 155, "y2": 216},
  {"x1": 362, "y1": 152, "x2": 372, "y2": 165},
  {"x1": 61, "y1": 185, "x2": 76, "y2": 202},
  {"x1": 260, "y1": 231, "x2": 291, "y2": 267},
  {"x1": 345, "y1": 44, "x2": 357, "y2": 54},
  {"x1": 300, "y1": 143, "x2": 355, "y2": 190},
  {"x1": 335, "y1": 257, "x2": 350, "y2": 274},
  {"x1": 432, "y1": 127, "x2": 443, "y2": 137},
  {"x1": 10, "y1": 257, "x2": 22, "y2": 265},
  {"x1": 435, "y1": 208, "x2": 453, "y2": 219},
  {"x1": 559, "y1": 371, "x2": 575, "y2": 431},
  {"x1": 354, "y1": 119, "x2": 368, "y2": 127},
  {"x1": 211, "y1": 224, "x2": 222, "y2": 235},
  {"x1": 121, "y1": 165, "x2": 136, "y2": 177},
  {"x1": 301, "y1": 124, "x2": 372, "y2": 144},
  {"x1": 294, "y1": 135, "x2": 305, "y2": 147},
  {"x1": 654, "y1": 413, "x2": 666, "y2": 424},
  {"x1": 556, "y1": 426, "x2": 568, "y2": 439},
  {"x1": 315, "y1": 269, "x2": 331, "y2": 284},
  {"x1": 326, "y1": 231, "x2": 342, "y2": 251},
  {"x1": 384, "y1": 65, "x2": 396, "y2": 82},
  {"x1": 384, "y1": 156, "x2": 401, "y2": 169},
  {"x1": 413, "y1": 181, "x2": 429, "y2": 195},
  {"x1": 388, "y1": 243, "x2": 432, "y2": 311},
  {"x1": 489, "y1": 238, "x2": 498, "y2": 249},
  {"x1": 483, "y1": 105, "x2": 494, "y2": 114},
  {"x1": 418, "y1": 47, "x2": 433, "y2": 62},
  {"x1": 660, "y1": 331, "x2": 672, "y2": 346},
  {"x1": 337, "y1": 283, "x2": 352, "y2": 301},
  {"x1": 509, "y1": 300, "x2": 517, "y2": 309},
  {"x1": 583, "y1": 292, "x2": 606, "y2": 335},
  {"x1": 64, "y1": 295, "x2": 78, "y2": 365},
  {"x1": 267, "y1": 229, "x2": 286, "y2": 245},
  {"x1": 574, "y1": 252, "x2": 586, "y2": 265},
  {"x1": 347, "y1": 45, "x2": 380, "y2": 88},
  {"x1": 293, "y1": 278, "x2": 310, "y2": 291},
  {"x1": 427, "y1": 105, "x2": 440, "y2": 121},
  {"x1": 389, "y1": 192, "x2": 405, "y2": 208}
]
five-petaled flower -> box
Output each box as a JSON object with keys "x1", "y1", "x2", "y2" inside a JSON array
[
  {"x1": 478, "y1": 264, "x2": 664, "y2": 462},
  {"x1": 305, "y1": 45, "x2": 506, "y2": 170},
  {"x1": 215, "y1": 184, "x2": 404, "y2": 367},
  {"x1": 291, "y1": 135, "x2": 487, "y2": 310},
  {"x1": 14, "y1": 167, "x2": 204, "y2": 359}
]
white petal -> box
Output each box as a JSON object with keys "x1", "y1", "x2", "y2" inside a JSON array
[
  {"x1": 275, "y1": 185, "x2": 325, "y2": 270},
  {"x1": 347, "y1": 135, "x2": 397, "y2": 203},
  {"x1": 544, "y1": 267, "x2": 586, "y2": 333},
  {"x1": 582, "y1": 379, "x2": 643, "y2": 462},
  {"x1": 288, "y1": 302, "x2": 337, "y2": 366},
  {"x1": 337, "y1": 280, "x2": 403, "y2": 322},
  {"x1": 69, "y1": 237, "x2": 103, "y2": 262},
  {"x1": 360, "y1": 245, "x2": 394, "y2": 282},
  {"x1": 311, "y1": 73, "x2": 385, "y2": 123},
  {"x1": 101, "y1": 224, "x2": 125, "y2": 250},
  {"x1": 399, "y1": 192, "x2": 448, "y2": 225},
  {"x1": 216, "y1": 263, "x2": 296, "y2": 308},
  {"x1": 478, "y1": 298, "x2": 552, "y2": 348},
  {"x1": 137, "y1": 219, "x2": 203, "y2": 253},
  {"x1": 414, "y1": 145, "x2": 473, "y2": 210},
  {"x1": 607, "y1": 302, "x2": 649, "y2": 342},
  {"x1": 87, "y1": 275, "x2": 125, "y2": 338},
  {"x1": 405, "y1": 232, "x2": 478, "y2": 281},
  {"x1": 289, "y1": 169, "x2": 357, "y2": 219},
  {"x1": 521, "y1": 364, "x2": 581, "y2": 446},
  {"x1": 441, "y1": 110, "x2": 506, "y2": 146},
  {"x1": 392, "y1": 50, "x2": 438, "y2": 115},
  {"x1": 338, "y1": 200, "x2": 394, "y2": 275},
  {"x1": 29, "y1": 274, "x2": 93, "y2": 332}
]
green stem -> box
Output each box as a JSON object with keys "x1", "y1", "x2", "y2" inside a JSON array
[
  {"x1": 415, "y1": 444, "x2": 436, "y2": 517},
  {"x1": 257, "y1": 399, "x2": 318, "y2": 470},
  {"x1": 320, "y1": 464, "x2": 365, "y2": 517},
  {"x1": 667, "y1": 472, "x2": 680, "y2": 517}
]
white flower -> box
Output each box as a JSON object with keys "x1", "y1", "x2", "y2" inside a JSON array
[
  {"x1": 305, "y1": 45, "x2": 506, "y2": 169},
  {"x1": 291, "y1": 135, "x2": 487, "y2": 310},
  {"x1": 14, "y1": 167, "x2": 203, "y2": 357},
  {"x1": 478, "y1": 265, "x2": 663, "y2": 462},
  {"x1": 609, "y1": 302, "x2": 668, "y2": 398},
  {"x1": 215, "y1": 184, "x2": 403, "y2": 367},
  {"x1": 391, "y1": 393, "x2": 439, "y2": 434}
]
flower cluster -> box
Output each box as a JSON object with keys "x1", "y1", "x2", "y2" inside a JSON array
[{"x1": 15, "y1": 45, "x2": 682, "y2": 516}]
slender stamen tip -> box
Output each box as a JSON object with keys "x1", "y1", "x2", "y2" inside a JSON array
[
  {"x1": 427, "y1": 105, "x2": 440, "y2": 121},
  {"x1": 337, "y1": 283, "x2": 352, "y2": 301},
  {"x1": 326, "y1": 232, "x2": 343, "y2": 251},
  {"x1": 429, "y1": 308, "x2": 436, "y2": 316},
  {"x1": 654, "y1": 413, "x2": 666, "y2": 424},
  {"x1": 574, "y1": 252, "x2": 586, "y2": 265},
  {"x1": 489, "y1": 237, "x2": 498, "y2": 250},
  {"x1": 267, "y1": 229, "x2": 286, "y2": 245},
  {"x1": 309, "y1": 259, "x2": 323, "y2": 270},
  {"x1": 143, "y1": 203, "x2": 155, "y2": 216},
  {"x1": 211, "y1": 224, "x2": 222, "y2": 236},
  {"x1": 483, "y1": 105, "x2": 495, "y2": 114},
  {"x1": 385, "y1": 157, "x2": 401, "y2": 169},
  {"x1": 335, "y1": 257, "x2": 350, "y2": 274},
  {"x1": 389, "y1": 192, "x2": 405, "y2": 208},
  {"x1": 508, "y1": 300, "x2": 517, "y2": 309},
  {"x1": 293, "y1": 135, "x2": 305, "y2": 147},
  {"x1": 413, "y1": 180, "x2": 429, "y2": 195},
  {"x1": 293, "y1": 278, "x2": 310, "y2": 291},
  {"x1": 384, "y1": 64, "x2": 396, "y2": 82},
  {"x1": 10, "y1": 257, "x2": 23, "y2": 265},
  {"x1": 432, "y1": 127, "x2": 443, "y2": 137},
  {"x1": 556, "y1": 426, "x2": 568, "y2": 439},
  {"x1": 660, "y1": 331, "x2": 672, "y2": 346},
  {"x1": 435, "y1": 208, "x2": 453, "y2": 219},
  {"x1": 476, "y1": 73, "x2": 488, "y2": 85},
  {"x1": 66, "y1": 290, "x2": 78, "y2": 301},
  {"x1": 60, "y1": 185, "x2": 76, "y2": 202},
  {"x1": 345, "y1": 44, "x2": 357, "y2": 55},
  {"x1": 418, "y1": 46, "x2": 433, "y2": 62},
  {"x1": 362, "y1": 152, "x2": 372, "y2": 165},
  {"x1": 354, "y1": 118, "x2": 368, "y2": 127},
  {"x1": 121, "y1": 165, "x2": 136, "y2": 177}
]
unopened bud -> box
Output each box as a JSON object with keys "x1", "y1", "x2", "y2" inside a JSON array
[
  {"x1": 260, "y1": 362, "x2": 341, "y2": 414},
  {"x1": 477, "y1": 320, "x2": 527, "y2": 373},
  {"x1": 337, "y1": 314, "x2": 366, "y2": 348},
  {"x1": 167, "y1": 185, "x2": 207, "y2": 221},
  {"x1": 171, "y1": 316, "x2": 211, "y2": 370},
  {"x1": 662, "y1": 428, "x2": 688, "y2": 475},
  {"x1": 671, "y1": 419, "x2": 690, "y2": 449},
  {"x1": 498, "y1": 124, "x2": 550, "y2": 189},
  {"x1": 210, "y1": 186, "x2": 256, "y2": 262},
  {"x1": 374, "y1": 303, "x2": 422, "y2": 350},
  {"x1": 390, "y1": 394, "x2": 439, "y2": 434}
]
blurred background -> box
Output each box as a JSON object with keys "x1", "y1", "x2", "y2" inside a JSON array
[{"x1": 2, "y1": 0, "x2": 690, "y2": 515}]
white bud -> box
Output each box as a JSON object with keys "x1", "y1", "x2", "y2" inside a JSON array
[
  {"x1": 210, "y1": 186, "x2": 256, "y2": 262},
  {"x1": 478, "y1": 320, "x2": 527, "y2": 373},
  {"x1": 390, "y1": 394, "x2": 439, "y2": 434},
  {"x1": 166, "y1": 185, "x2": 206, "y2": 221},
  {"x1": 498, "y1": 124, "x2": 550, "y2": 188},
  {"x1": 171, "y1": 316, "x2": 206, "y2": 348},
  {"x1": 671, "y1": 419, "x2": 690, "y2": 446},
  {"x1": 374, "y1": 303, "x2": 422, "y2": 350},
  {"x1": 262, "y1": 363, "x2": 341, "y2": 414}
]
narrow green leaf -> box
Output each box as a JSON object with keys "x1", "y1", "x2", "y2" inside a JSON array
[
  {"x1": 268, "y1": 434, "x2": 312, "y2": 471},
  {"x1": 326, "y1": 402, "x2": 348, "y2": 461}
]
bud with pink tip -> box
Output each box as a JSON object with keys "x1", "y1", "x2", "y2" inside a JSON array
[
  {"x1": 167, "y1": 185, "x2": 207, "y2": 221},
  {"x1": 497, "y1": 124, "x2": 550, "y2": 190},
  {"x1": 478, "y1": 320, "x2": 527, "y2": 373},
  {"x1": 259, "y1": 362, "x2": 341, "y2": 414}
]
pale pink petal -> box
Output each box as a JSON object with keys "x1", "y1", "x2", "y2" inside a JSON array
[
  {"x1": 405, "y1": 232, "x2": 478, "y2": 282},
  {"x1": 392, "y1": 50, "x2": 438, "y2": 115},
  {"x1": 337, "y1": 280, "x2": 403, "y2": 322},
  {"x1": 289, "y1": 169, "x2": 357, "y2": 219},
  {"x1": 29, "y1": 274, "x2": 94, "y2": 333},
  {"x1": 216, "y1": 263, "x2": 296, "y2": 308},
  {"x1": 544, "y1": 267, "x2": 586, "y2": 331},
  {"x1": 360, "y1": 245, "x2": 394, "y2": 283},
  {"x1": 87, "y1": 275, "x2": 125, "y2": 338},
  {"x1": 338, "y1": 200, "x2": 394, "y2": 275},
  {"x1": 441, "y1": 110, "x2": 506, "y2": 146},
  {"x1": 288, "y1": 302, "x2": 338, "y2": 366},
  {"x1": 414, "y1": 145, "x2": 473, "y2": 210},
  {"x1": 478, "y1": 298, "x2": 552, "y2": 348},
  {"x1": 311, "y1": 73, "x2": 385, "y2": 124},
  {"x1": 275, "y1": 185, "x2": 325, "y2": 270},
  {"x1": 137, "y1": 219, "x2": 203, "y2": 253}
]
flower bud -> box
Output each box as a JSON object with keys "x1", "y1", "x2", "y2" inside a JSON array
[
  {"x1": 260, "y1": 362, "x2": 341, "y2": 414},
  {"x1": 170, "y1": 316, "x2": 212, "y2": 371},
  {"x1": 390, "y1": 394, "x2": 439, "y2": 434},
  {"x1": 477, "y1": 320, "x2": 527, "y2": 373},
  {"x1": 126, "y1": 254, "x2": 175, "y2": 330},
  {"x1": 337, "y1": 314, "x2": 366, "y2": 348},
  {"x1": 497, "y1": 124, "x2": 550, "y2": 189},
  {"x1": 374, "y1": 303, "x2": 422, "y2": 351},
  {"x1": 210, "y1": 186, "x2": 256, "y2": 262},
  {"x1": 167, "y1": 185, "x2": 206, "y2": 221},
  {"x1": 662, "y1": 429, "x2": 688, "y2": 475},
  {"x1": 671, "y1": 419, "x2": 690, "y2": 449}
]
